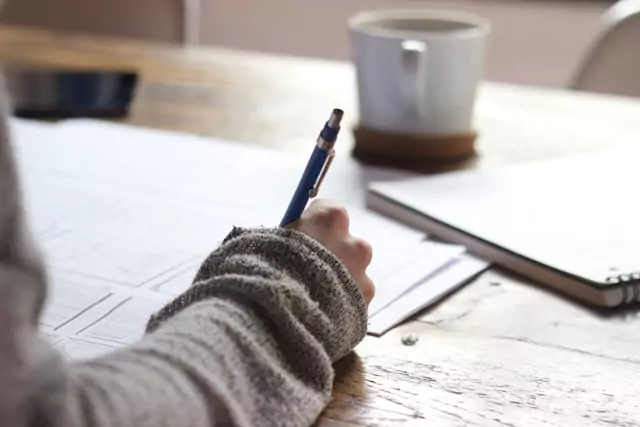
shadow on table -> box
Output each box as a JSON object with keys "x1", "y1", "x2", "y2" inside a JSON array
[{"x1": 316, "y1": 352, "x2": 366, "y2": 426}]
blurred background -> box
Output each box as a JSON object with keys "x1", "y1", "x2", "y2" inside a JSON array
[{"x1": 1, "y1": 0, "x2": 636, "y2": 95}]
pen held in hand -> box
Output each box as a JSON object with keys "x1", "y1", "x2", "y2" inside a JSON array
[{"x1": 279, "y1": 109, "x2": 343, "y2": 227}]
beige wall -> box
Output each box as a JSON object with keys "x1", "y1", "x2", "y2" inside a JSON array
[
  {"x1": 0, "y1": 0, "x2": 609, "y2": 88},
  {"x1": 199, "y1": 0, "x2": 608, "y2": 88},
  {"x1": 0, "y1": 0, "x2": 184, "y2": 42}
]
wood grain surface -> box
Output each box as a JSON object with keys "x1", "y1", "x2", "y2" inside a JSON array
[{"x1": 1, "y1": 25, "x2": 640, "y2": 426}]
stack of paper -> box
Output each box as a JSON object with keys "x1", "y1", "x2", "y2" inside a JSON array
[{"x1": 12, "y1": 118, "x2": 488, "y2": 359}]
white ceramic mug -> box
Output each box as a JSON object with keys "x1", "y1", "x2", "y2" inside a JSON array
[{"x1": 348, "y1": 10, "x2": 490, "y2": 137}]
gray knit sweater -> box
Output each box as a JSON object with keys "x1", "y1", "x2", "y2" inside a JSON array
[{"x1": 0, "y1": 95, "x2": 368, "y2": 426}]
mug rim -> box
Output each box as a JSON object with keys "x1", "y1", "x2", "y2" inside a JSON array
[{"x1": 348, "y1": 9, "x2": 491, "y2": 40}]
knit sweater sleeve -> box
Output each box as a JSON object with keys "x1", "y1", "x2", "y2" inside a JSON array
[
  {"x1": 66, "y1": 227, "x2": 368, "y2": 427},
  {"x1": 0, "y1": 101, "x2": 368, "y2": 426}
]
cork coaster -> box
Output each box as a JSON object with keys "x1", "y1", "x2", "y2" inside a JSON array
[{"x1": 352, "y1": 126, "x2": 478, "y2": 171}]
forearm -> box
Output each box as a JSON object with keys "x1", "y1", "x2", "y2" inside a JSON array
[
  {"x1": 9, "y1": 228, "x2": 367, "y2": 427},
  {"x1": 72, "y1": 298, "x2": 329, "y2": 427}
]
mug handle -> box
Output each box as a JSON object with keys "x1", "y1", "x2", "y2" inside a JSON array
[{"x1": 401, "y1": 40, "x2": 428, "y2": 116}]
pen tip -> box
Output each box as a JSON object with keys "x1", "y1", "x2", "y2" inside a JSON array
[{"x1": 328, "y1": 108, "x2": 344, "y2": 128}]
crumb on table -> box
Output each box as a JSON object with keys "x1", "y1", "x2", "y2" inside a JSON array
[{"x1": 401, "y1": 334, "x2": 419, "y2": 346}]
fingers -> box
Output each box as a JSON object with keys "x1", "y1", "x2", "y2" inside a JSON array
[
  {"x1": 303, "y1": 199, "x2": 350, "y2": 237},
  {"x1": 350, "y1": 271, "x2": 375, "y2": 305},
  {"x1": 302, "y1": 198, "x2": 373, "y2": 271},
  {"x1": 289, "y1": 198, "x2": 376, "y2": 306},
  {"x1": 341, "y1": 237, "x2": 373, "y2": 271},
  {"x1": 360, "y1": 275, "x2": 376, "y2": 304},
  {"x1": 337, "y1": 235, "x2": 375, "y2": 306}
]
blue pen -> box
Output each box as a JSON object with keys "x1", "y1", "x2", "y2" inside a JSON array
[{"x1": 279, "y1": 108, "x2": 343, "y2": 227}]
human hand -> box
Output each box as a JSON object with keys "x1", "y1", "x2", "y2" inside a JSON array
[{"x1": 287, "y1": 199, "x2": 375, "y2": 306}]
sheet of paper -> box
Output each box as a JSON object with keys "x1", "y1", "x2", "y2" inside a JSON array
[
  {"x1": 41, "y1": 270, "x2": 175, "y2": 360},
  {"x1": 53, "y1": 338, "x2": 119, "y2": 360},
  {"x1": 152, "y1": 262, "x2": 202, "y2": 296},
  {"x1": 40, "y1": 271, "x2": 112, "y2": 333},
  {"x1": 18, "y1": 118, "x2": 418, "y2": 212},
  {"x1": 75, "y1": 296, "x2": 168, "y2": 346},
  {"x1": 367, "y1": 242, "x2": 465, "y2": 317},
  {"x1": 367, "y1": 255, "x2": 490, "y2": 336},
  {"x1": 46, "y1": 295, "x2": 177, "y2": 361},
  {"x1": 11, "y1": 118, "x2": 469, "y2": 358}
]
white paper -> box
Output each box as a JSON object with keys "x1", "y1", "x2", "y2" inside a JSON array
[
  {"x1": 40, "y1": 272, "x2": 111, "y2": 333},
  {"x1": 76, "y1": 296, "x2": 168, "y2": 346},
  {"x1": 54, "y1": 338, "x2": 119, "y2": 360},
  {"x1": 152, "y1": 262, "x2": 202, "y2": 296},
  {"x1": 10, "y1": 118, "x2": 473, "y2": 358},
  {"x1": 367, "y1": 242, "x2": 465, "y2": 317},
  {"x1": 367, "y1": 255, "x2": 490, "y2": 336}
]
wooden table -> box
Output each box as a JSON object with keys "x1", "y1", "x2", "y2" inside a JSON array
[{"x1": 2, "y1": 25, "x2": 640, "y2": 426}]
